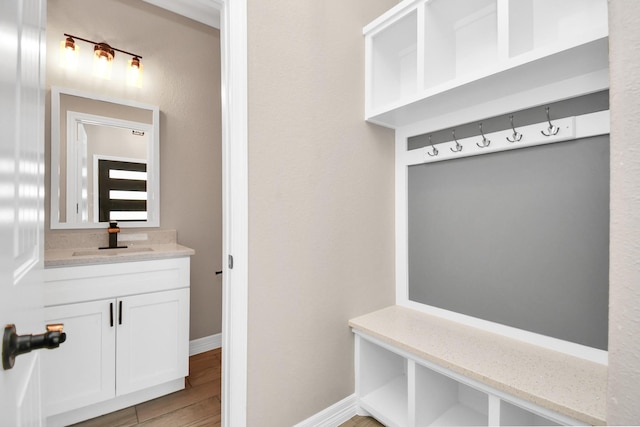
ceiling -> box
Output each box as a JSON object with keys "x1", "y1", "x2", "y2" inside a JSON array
[{"x1": 141, "y1": 0, "x2": 221, "y2": 29}]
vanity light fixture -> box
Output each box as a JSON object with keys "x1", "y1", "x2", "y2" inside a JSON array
[{"x1": 60, "y1": 33, "x2": 144, "y2": 86}]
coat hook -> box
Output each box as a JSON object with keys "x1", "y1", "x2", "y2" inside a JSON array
[
  {"x1": 476, "y1": 123, "x2": 490, "y2": 148},
  {"x1": 541, "y1": 107, "x2": 560, "y2": 136},
  {"x1": 506, "y1": 115, "x2": 523, "y2": 143},
  {"x1": 450, "y1": 130, "x2": 463, "y2": 153},
  {"x1": 427, "y1": 135, "x2": 438, "y2": 157}
]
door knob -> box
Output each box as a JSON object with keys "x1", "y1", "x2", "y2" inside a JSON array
[{"x1": 2, "y1": 324, "x2": 67, "y2": 370}]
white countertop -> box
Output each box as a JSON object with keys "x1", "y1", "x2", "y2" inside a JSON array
[
  {"x1": 45, "y1": 243, "x2": 195, "y2": 267},
  {"x1": 349, "y1": 305, "x2": 607, "y2": 425}
]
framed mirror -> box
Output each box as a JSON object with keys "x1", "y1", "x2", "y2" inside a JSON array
[{"x1": 50, "y1": 87, "x2": 160, "y2": 229}]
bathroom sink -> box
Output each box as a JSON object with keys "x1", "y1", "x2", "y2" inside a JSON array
[{"x1": 72, "y1": 247, "x2": 155, "y2": 257}]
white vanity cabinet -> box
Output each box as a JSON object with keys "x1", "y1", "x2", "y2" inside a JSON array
[
  {"x1": 365, "y1": 0, "x2": 609, "y2": 129},
  {"x1": 42, "y1": 257, "x2": 190, "y2": 427}
]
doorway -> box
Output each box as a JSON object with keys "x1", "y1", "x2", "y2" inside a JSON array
[{"x1": 44, "y1": 0, "x2": 248, "y2": 425}]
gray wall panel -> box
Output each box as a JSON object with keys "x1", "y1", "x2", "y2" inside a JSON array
[{"x1": 408, "y1": 135, "x2": 609, "y2": 349}]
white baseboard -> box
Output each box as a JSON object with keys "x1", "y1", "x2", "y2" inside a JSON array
[
  {"x1": 189, "y1": 333, "x2": 222, "y2": 355},
  {"x1": 293, "y1": 394, "x2": 360, "y2": 427}
]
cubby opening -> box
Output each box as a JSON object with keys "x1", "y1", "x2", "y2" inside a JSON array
[
  {"x1": 500, "y1": 400, "x2": 561, "y2": 426},
  {"x1": 358, "y1": 338, "x2": 409, "y2": 426},
  {"x1": 371, "y1": 10, "x2": 417, "y2": 109},
  {"x1": 508, "y1": 0, "x2": 608, "y2": 58},
  {"x1": 423, "y1": 0, "x2": 497, "y2": 90},
  {"x1": 415, "y1": 364, "x2": 488, "y2": 426}
]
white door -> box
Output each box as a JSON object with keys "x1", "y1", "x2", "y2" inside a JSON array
[{"x1": 0, "y1": 0, "x2": 47, "y2": 425}]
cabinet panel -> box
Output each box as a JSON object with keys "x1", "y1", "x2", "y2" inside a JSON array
[
  {"x1": 43, "y1": 300, "x2": 116, "y2": 416},
  {"x1": 44, "y1": 258, "x2": 190, "y2": 306},
  {"x1": 116, "y1": 288, "x2": 189, "y2": 395}
]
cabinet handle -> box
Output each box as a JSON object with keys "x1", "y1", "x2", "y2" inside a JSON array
[
  {"x1": 119, "y1": 301, "x2": 123, "y2": 325},
  {"x1": 110, "y1": 303, "x2": 114, "y2": 327}
]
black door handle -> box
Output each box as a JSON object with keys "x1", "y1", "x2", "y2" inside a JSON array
[{"x1": 2, "y1": 324, "x2": 67, "y2": 370}]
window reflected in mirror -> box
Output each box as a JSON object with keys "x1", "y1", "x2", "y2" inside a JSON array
[{"x1": 50, "y1": 87, "x2": 159, "y2": 229}]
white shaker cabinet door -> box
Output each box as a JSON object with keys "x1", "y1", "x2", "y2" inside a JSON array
[
  {"x1": 42, "y1": 300, "x2": 116, "y2": 416},
  {"x1": 115, "y1": 288, "x2": 190, "y2": 396}
]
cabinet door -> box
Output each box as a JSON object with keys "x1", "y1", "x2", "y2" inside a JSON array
[
  {"x1": 116, "y1": 288, "x2": 190, "y2": 396},
  {"x1": 42, "y1": 300, "x2": 116, "y2": 416}
]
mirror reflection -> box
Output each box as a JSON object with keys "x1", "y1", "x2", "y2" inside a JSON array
[{"x1": 51, "y1": 87, "x2": 160, "y2": 229}]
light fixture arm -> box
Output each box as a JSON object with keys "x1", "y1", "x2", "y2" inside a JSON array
[{"x1": 64, "y1": 33, "x2": 143, "y2": 60}]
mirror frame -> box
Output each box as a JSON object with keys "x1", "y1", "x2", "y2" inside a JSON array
[{"x1": 50, "y1": 86, "x2": 160, "y2": 229}]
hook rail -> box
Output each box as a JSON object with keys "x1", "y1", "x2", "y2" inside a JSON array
[{"x1": 417, "y1": 107, "x2": 589, "y2": 166}]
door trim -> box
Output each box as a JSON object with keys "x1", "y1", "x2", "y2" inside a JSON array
[{"x1": 220, "y1": 1, "x2": 249, "y2": 426}]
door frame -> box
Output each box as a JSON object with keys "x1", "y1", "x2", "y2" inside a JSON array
[{"x1": 219, "y1": 1, "x2": 249, "y2": 426}]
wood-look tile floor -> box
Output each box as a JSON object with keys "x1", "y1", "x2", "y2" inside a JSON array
[
  {"x1": 71, "y1": 348, "x2": 382, "y2": 427},
  {"x1": 338, "y1": 415, "x2": 384, "y2": 427},
  {"x1": 71, "y1": 349, "x2": 222, "y2": 427}
]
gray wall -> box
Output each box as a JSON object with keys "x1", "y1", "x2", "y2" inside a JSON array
[{"x1": 408, "y1": 136, "x2": 610, "y2": 350}]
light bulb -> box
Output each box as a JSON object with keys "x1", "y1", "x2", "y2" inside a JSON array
[
  {"x1": 92, "y1": 44, "x2": 114, "y2": 80},
  {"x1": 59, "y1": 37, "x2": 78, "y2": 70},
  {"x1": 127, "y1": 57, "x2": 144, "y2": 88}
]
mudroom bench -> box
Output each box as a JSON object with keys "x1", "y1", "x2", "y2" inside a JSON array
[{"x1": 349, "y1": 306, "x2": 606, "y2": 426}]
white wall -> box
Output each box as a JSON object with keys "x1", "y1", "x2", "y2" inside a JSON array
[{"x1": 607, "y1": 0, "x2": 640, "y2": 424}]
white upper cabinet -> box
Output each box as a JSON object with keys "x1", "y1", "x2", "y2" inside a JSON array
[{"x1": 365, "y1": 0, "x2": 609, "y2": 130}]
